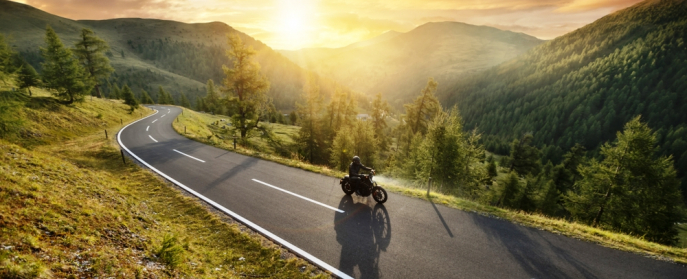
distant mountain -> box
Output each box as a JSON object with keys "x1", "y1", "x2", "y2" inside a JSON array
[
  {"x1": 279, "y1": 22, "x2": 543, "y2": 107},
  {"x1": 0, "y1": 0, "x2": 339, "y2": 109},
  {"x1": 440, "y1": 0, "x2": 687, "y2": 192}
]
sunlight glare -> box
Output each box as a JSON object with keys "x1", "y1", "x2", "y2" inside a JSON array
[{"x1": 275, "y1": 0, "x2": 316, "y2": 49}]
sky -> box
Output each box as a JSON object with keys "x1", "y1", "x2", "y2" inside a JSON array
[{"x1": 12, "y1": 0, "x2": 644, "y2": 50}]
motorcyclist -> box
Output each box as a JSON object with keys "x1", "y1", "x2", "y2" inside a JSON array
[{"x1": 349, "y1": 156, "x2": 373, "y2": 193}]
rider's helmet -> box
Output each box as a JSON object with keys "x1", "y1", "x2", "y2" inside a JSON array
[{"x1": 352, "y1": 156, "x2": 361, "y2": 164}]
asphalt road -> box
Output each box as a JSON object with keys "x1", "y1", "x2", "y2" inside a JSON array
[{"x1": 118, "y1": 105, "x2": 687, "y2": 279}]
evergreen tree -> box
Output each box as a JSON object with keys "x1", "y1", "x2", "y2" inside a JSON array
[
  {"x1": 110, "y1": 83, "x2": 121, "y2": 100},
  {"x1": 140, "y1": 89, "x2": 154, "y2": 104},
  {"x1": 205, "y1": 79, "x2": 220, "y2": 113},
  {"x1": 16, "y1": 62, "x2": 40, "y2": 96},
  {"x1": 73, "y1": 28, "x2": 114, "y2": 98},
  {"x1": 157, "y1": 86, "x2": 170, "y2": 104},
  {"x1": 289, "y1": 111, "x2": 298, "y2": 125},
  {"x1": 296, "y1": 75, "x2": 324, "y2": 163},
  {"x1": 40, "y1": 26, "x2": 93, "y2": 104},
  {"x1": 330, "y1": 126, "x2": 355, "y2": 172},
  {"x1": 121, "y1": 85, "x2": 139, "y2": 112},
  {"x1": 405, "y1": 78, "x2": 441, "y2": 135},
  {"x1": 566, "y1": 116, "x2": 683, "y2": 244},
  {"x1": 400, "y1": 78, "x2": 441, "y2": 152},
  {"x1": 371, "y1": 92, "x2": 391, "y2": 151},
  {"x1": 487, "y1": 158, "x2": 498, "y2": 180},
  {"x1": 180, "y1": 92, "x2": 191, "y2": 108},
  {"x1": 196, "y1": 97, "x2": 206, "y2": 111},
  {"x1": 0, "y1": 33, "x2": 16, "y2": 85},
  {"x1": 221, "y1": 33, "x2": 270, "y2": 139},
  {"x1": 498, "y1": 172, "x2": 521, "y2": 208},
  {"x1": 509, "y1": 134, "x2": 541, "y2": 176}
]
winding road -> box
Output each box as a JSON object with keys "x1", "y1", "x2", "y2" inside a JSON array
[{"x1": 118, "y1": 106, "x2": 687, "y2": 279}]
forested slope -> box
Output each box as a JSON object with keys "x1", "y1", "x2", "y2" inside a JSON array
[
  {"x1": 442, "y1": 0, "x2": 687, "y2": 193},
  {"x1": 0, "y1": 0, "x2": 339, "y2": 110}
]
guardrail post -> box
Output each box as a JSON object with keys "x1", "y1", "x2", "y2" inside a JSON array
[
  {"x1": 105, "y1": 129, "x2": 108, "y2": 139},
  {"x1": 121, "y1": 150, "x2": 126, "y2": 165}
]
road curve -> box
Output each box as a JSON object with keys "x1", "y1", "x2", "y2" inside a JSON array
[{"x1": 118, "y1": 105, "x2": 687, "y2": 279}]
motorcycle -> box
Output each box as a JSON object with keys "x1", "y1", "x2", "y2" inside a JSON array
[{"x1": 340, "y1": 170, "x2": 388, "y2": 203}]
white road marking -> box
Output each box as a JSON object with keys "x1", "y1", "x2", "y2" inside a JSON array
[
  {"x1": 173, "y1": 149, "x2": 206, "y2": 163},
  {"x1": 161, "y1": 114, "x2": 166, "y2": 118},
  {"x1": 146, "y1": 126, "x2": 149, "y2": 131},
  {"x1": 149, "y1": 135, "x2": 158, "y2": 142},
  {"x1": 117, "y1": 111, "x2": 353, "y2": 279},
  {"x1": 252, "y1": 179, "x2": 344, "y2": 213},
  {"x1": 152, "y1": 119, "x2": 158, "y2": 123}
]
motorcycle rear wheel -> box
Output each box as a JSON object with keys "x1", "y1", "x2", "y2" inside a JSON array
[
  {"x1": 372, "y1": 186, "x2": 388, "y2": 203},
  {"x1": 342, "y1": 182, "x2": 354, "y2": 195}
]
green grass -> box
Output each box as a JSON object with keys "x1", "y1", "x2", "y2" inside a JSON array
[
  {"x1": 0, "y1": 87, "x2": 327, "y2": 278},
  {"x1": 173, "y1": 107, "x2": 687, "y2": 265}
]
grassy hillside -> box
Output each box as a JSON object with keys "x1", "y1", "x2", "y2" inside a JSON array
[
  {"x1": 280, "y1": 22, "x2": 543, "y2": 107},
  {"x1": 0, "y1": 0, "x2": 343, "y2": 110},
  {"x1": 440, "y1": 0, "x2": 687, "y2": 195},
  {"x1": 0, "y1": 86, "x2": 326, "y2": 278}
]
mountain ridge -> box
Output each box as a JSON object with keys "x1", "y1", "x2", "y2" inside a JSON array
[
  {"x1": 0, "y1": 0, "x2": 342, "y2": 109},
  {"x1": 279, "y1": 21, "x2": 544, "y2": 107}
]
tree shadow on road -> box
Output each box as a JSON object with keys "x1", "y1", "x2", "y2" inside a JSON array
[
  {"x1": 428, "y1": 196, "x2": 454, "y2": 237},
  {"x1": 334, "y1": 195, "x2": 391, "y2": 279},
  {"x1": 470, "y1": 214, "x2": 598, "y2": 279}
]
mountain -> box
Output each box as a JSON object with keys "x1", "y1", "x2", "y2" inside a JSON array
[
  {"x1": 0, "y1": 0, "x2": 339, "y2": 109},
  {"x1": 440, "y1": 0, "x2": 687, "y2": 193},
  {"x1": 279, "y1": 22, "x2": 543, "y2": 107}
]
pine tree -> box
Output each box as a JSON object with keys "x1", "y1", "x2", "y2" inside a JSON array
[
  {"x1": 371, "y1": 92, "x2": 391, "y2": 150},
  {"x1": 73, "y1": 28, "x2": 113, "y2": 98},
  {"x1": 17, "y1": 62, "x2": 40, "y2": 96},
  {"x1": 498, "y1": 172, "x2": 521, "y2": 208},
  {"x1": 157, "y1": 86, "x2": 169, "y2": 104},
  {"x1": 205, "y1": 79, "x2": 219, "y2": 113},
  {"x1": 509, "y1": 134, "x2": 541, "y2": 176},
  {"x1": 121, "y1": 85, "x2": 139, "y2": 112},
  {"x1": 109, "y1": 83, "x2": 121, "y2": 99},
  {"x1": 405, "y1": 78, "x2": 441, "y2": 135},
  {"x1": 40, "y1": 26, "x2": 93, "y2": 104},
  {"x1": 296, "y1": 75, "x2": 324, "y2": 163},
  {"x1": 330, "y1": 126, "x2": 354, "y2": 171},
  {"x1": 0, "y1": 34, "x2": 16, "y2": 85},
  {"x1": 566, "y1": 116, "x2": 683, "y2": 244},
  {"x1": 140, "y1": 89, "x2": 154, "y2": 104},
  {"x1": 180, "y1": 92, "x2": 191, "y2": 108},
  {"x1": 221, "y1": 33, "x2": 270, "y2": 139}
]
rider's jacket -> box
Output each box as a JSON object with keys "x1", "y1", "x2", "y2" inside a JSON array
[{"x1": 349, "y1": 161, "x2": 371, "y2": 178}]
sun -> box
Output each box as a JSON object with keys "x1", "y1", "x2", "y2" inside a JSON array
[{"x1": 275, "y1": 0, "x2": 315, "y2": 49}]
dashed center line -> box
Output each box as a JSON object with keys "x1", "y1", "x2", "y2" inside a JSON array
[
  {"x1": 173, "y1": 149, "x2": 206, "y2": 163},
  {"x1": 252, "y1": 179, "x2": 344, "y2": 213},
  {"x1": 152, "y1": 119, "x2": 158, "y2": 123},
  {"x1": 149, "y1": 135, "x2": 158, "y2": 142},
  {"x1": 161, "y1": 114, "x2": 166, "y2": 118},
  {"x1": 146, "y1": 126, "x2": 149, "y2": 131}
]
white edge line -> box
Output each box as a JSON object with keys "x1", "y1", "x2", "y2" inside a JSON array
[
  {"x1": 252, "y1": 179, "x2": 343, "y2": 213},
  {"x1": 148, "y1": 135, "x2": 158, "y2": 143},
  {"x1": 173, "y1": 149, "x2": 206, "y2": 163},
  {"x1": 117, "y1": 109, "x2": 353, "y2": 279}
]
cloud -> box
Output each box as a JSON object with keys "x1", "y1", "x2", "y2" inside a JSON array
[{"x1": 556, "y1": 0, "x2": 643, "y2": 12}]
